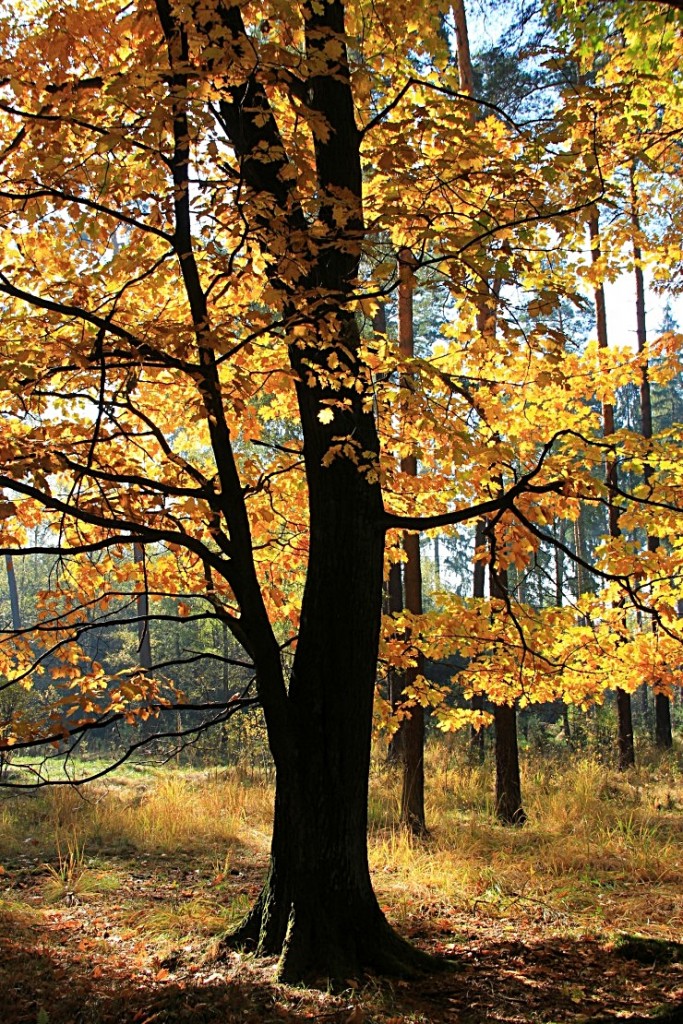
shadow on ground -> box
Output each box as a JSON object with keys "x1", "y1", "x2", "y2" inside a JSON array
[{"x1": 1, "y1": 902, "x2": 682, "y2": 1024}]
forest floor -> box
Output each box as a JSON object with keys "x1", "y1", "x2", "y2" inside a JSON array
[{"x1": 1, "y1": 749, "x2": 682, "y2": 1024}]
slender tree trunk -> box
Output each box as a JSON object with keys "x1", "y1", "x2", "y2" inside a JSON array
[
  {"x1": 470, "y1": 518, "x2": 487, "y2": 763},
  {"x1": 133, "y1": 542, "x2": 155, "y2": 740},
  {"x1": 455, "y1": 3, "x2": 499, "y2": 774},
  {"x1": 554, "y1": 521, "x2": 573, "y2": 748},
  {"x1": 489, "y1": 557, "x2": 526, "y2": 825},
  {"x1": 1, "y1": 555, "x2": 21, "y2": 780},
  {"x1": 5, "y1": 554, "x2": 21, "y2": 630},
  {"x1": 453, "y1": 0, "x2": 475, "y2": 97},
  {"x1": 590, "y1": 210, "x2": 635, "y2": 769},
  {"x1": 573, "y1": 513, "x2": 585, "y2": 602},
  {"x1": 395, "y1": 247, "x2": 427, "y2": 835},
  {"x1": 134, "y1": 542, "x2": 152, "y2": 670},
  {"x1": 386, "y1": 561, "x2": 405, "y2": 766},
  {"x1": 375, "y1": 300, "x2": 405, "y2": 767},
  {"x1": 631, "y1": 172, "x2": 673, "y2": 750}
]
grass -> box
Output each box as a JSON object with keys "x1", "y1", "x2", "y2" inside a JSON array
[
  {"x1": 2, "y1": 748, "x2": 682, "y2": 936},
  {"x1": 0, "y1": 745, "x2": 682, "y2": 1022},
  {"x1": 0, "y1": 765, "x2": 274, "y2": 864},
  {"x1": 366, "y1": 746, "x2": 683, "y2": 941}
]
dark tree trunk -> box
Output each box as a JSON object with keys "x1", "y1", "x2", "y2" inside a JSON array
[
  {"x1": 489, "y1": 559, "x2": 526, "y2": 825},
  {"x1": 4, "y1": 554, "x2": 21, "y2": 630},
  {"x1": 655, "y1": 693, "x2": 673, "y2": 749},
  {"x1": 399, "y1": 526, "x2": 426, "y2": 835},
  {"x1": 227, "y1": 327, "x2": 434, "y2": 977},
  {"x1": 616, "y1": 688, "x2": 635, "y2": 770},
  {"x1": 134, "y1": 542, "x2": 152, "y2": 670},
  {"x1": 494, "y1": 702, "x2": 526, "y2": 825},
  {"x1": 231, "y1": 765, "x2": 431, "y2": 982},
  {"x1": 210, "y1": 0, "x2": 438, "y2": 977},
  {"x1": 374, "y1": 301, "x2": 405, "y2": 767},
  {"x1": 631, "y1": 177, "x2": 673, "y2": 752},
  {"x1": 386, "y1": 560, "x2": 405, "y2": 766},
  {"x1": 470, "y1": 519, "x2": 487, "y2": 764}
]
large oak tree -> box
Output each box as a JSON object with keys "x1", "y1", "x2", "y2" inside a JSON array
[{"x1": 0, "y1": 0, "x2": 681, "y2": 983}]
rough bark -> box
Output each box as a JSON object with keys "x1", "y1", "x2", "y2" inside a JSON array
[
  {"x1": 200, "y1": 0, "x2": 439, "y2": 979},
  {"x1": 225, "y1": 349, "x2": 439, "y2": 977},
  {"x1": 494, "y1": 702, "x2": 526, "y2": 825}
]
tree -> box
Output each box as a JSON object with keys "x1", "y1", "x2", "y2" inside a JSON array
[
  {"x1": 395, "y1": 247, "x2": 427, "y2": 836},
  {"x1": 489, "y1": 556, "x2": 526, "y2": 824},
  {"x1": 0, "y1": 0, "x2": 682, "y2": 984},
  {"x1": 589, "y1": 208, "x2": 635, "y2": 769}
]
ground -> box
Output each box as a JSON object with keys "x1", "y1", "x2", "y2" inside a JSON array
[{"x1": 0, "y1": 751, "x2": 682, "y2": 1023}]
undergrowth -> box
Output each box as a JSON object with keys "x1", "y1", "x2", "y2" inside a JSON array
[{"x1": 1, "y1": 746, "x2": 681, "y2": 944}]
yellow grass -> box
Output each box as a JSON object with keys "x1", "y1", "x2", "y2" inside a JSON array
[
  {"x1": 368, "y1": 746, "x2": 683, "y2": 940},
  {"x1": 1, "y1": 747, "x2": 681, "y2": 944}
]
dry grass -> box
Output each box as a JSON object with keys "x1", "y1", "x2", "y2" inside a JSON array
[
  {"x1": 0, "y1": 766, "x2": 274, "y2": 865},
  {"x1": 368, "y1": 745, "x2": 683, "y2": 940},
  {"x1": 1, "y1": 746, "x2": 682, "y2": 947},
  {"x1": 1, "y1": 747, "x2": 682, "y2": 1024}
]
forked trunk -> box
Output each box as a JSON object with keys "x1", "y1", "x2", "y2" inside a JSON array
[{"x1": 224, "y1": 307, "x2": 437, "y2": 981}]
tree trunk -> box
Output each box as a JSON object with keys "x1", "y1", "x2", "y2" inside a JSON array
[
  {"x1": 210, "y1": 0, "x2": 438, "y2": 978},
  {"x1": 489, "y1": 558, "x2": 526, "y2": 825},
  {"x1": 470, "y1": 518, "x2": 487, "y2": 764},
  {"x1": 4, "y1": 554, "x2": 21, "y2": 630},
  {"x1": 494, "y1": 702, "x2": 526, "y2": 825},
  {"x1": 374, "y1": 301, "x2": 405, "y2": 767},
  {"x1": 655, "y1": 693, "x2": 673, "y2": 749},
  {"x1": 631, "y1": 172, "x2": 673, "y2": 751},
  {"x1": 395, "y1": 247, "x2": 427, "y2": 836},
  {"x1": 590, "y1": 209, "x2": 635, "y2": 769},
  {"x1": 134, "y1": 542, "x2": 152, "y2": 670},
  {"x1": 226, "y1": 325, "x2": 434, "y2": 976},
  {"x1": 230, "y1": 766, "x2": 431, "y2": 983},
  {"x1": 386, "y1": 560, "x2": 405, "y2": 766}
]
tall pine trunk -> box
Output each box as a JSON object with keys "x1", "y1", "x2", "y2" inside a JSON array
[
  {"x1": 631, "y1": 172, "x2": 672, "y2": 750},
  {"x1": 395, "y1": 247, "x2": 427, "y2": 835},
  {"x1": 590, "y1": 210, "x2": 635, "y2": 769}
]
